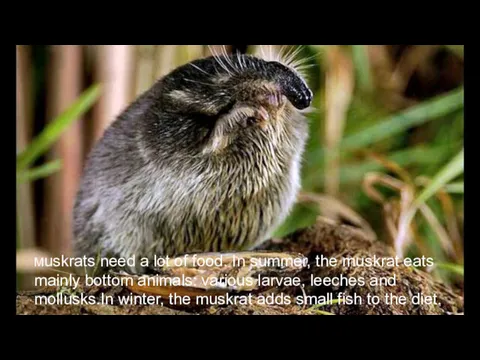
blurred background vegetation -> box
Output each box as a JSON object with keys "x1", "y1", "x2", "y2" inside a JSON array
[{"x1": 16, "y1": 45, "x2": 464, "y2": 291}]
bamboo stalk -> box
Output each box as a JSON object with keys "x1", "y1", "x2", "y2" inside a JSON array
[
  {"x1": 92, "y1": 45, "x2": 134, "y2": 142},
  {"x1": 324, "y1": 46, "x2": 354, "y2": 196},
  {"x1": 153, "y1": 45, "x2": 178, "y2": 82},
  {"x1": 16, "y1": 45, "x2": 36, "y2": 250},
  {"x1": 176, "y1": 45, "x2": 204, "y2": 67},
  {"x1": 133, "y1": 45, "x2": 156, "y2": 98},
  {"x1": 133, "y1": 45, "x2": 205, "y2": 99},
  {"x1": 43, "y1": 45, "x2": 83, "y2": 256}
]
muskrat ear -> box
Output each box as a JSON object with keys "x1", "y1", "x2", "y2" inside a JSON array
[{"x1": 202, "y1": 105, "x2": 259, "y2": 154}]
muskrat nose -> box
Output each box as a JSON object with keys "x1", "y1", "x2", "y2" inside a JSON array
[
  {"x1": 288, "y1": 86, "x2": 313, "y2": 110},
  {"x1": 267, "y1": 61, "x2": 313, "y2": 110}
]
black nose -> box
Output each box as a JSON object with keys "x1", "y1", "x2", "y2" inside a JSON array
[
  {"x1": 268, "y1": 61, "x2": 313, "y2": 110},
  {"x1": 288, "y1": 86, "x2": 313, "y2": 110}
]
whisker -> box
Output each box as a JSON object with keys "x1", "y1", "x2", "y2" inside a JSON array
[
  {"x1": 281, "y1": 45, "x2": 296, "y2": 64},
  {"x1": 207, "y1": 45, "x2": 223, "y2": 74},
  {"x1": 294, "y1": 64, "x2": 316, "y2": 70},
  {"x1": 284, "y1": 46, "x2": 306, "y2": 67},
  {"x1": 221, "y1": 53, "x2": 234, "y2": 75},
  {"x1": 189, "y1": 62, "x2": 209, "y2": 75},
  {"x1": 247, "y1": 54, "x2": 257, "y2": 71},
  {"x1": 283, "y1": 45, "x2": 302, "y2": 65},
  {"x1": 290, "y1": 53, "x2": 317, "y2": 66},
  {"x1": 242, "y1": 52, "x2": 249, "y2": 70},
  {"x1": 279, "y1": 45, "x2": 288, "y2": 61},
  {"x1": 222, "y1": 45, "x2": 238, "y2": 74},
  {"x1": 210, "y1": 45, "x2": 232, "y2": 75},
  {"x1": 260, "y1": 45, "x2": 267, "y2": 60},
  {"x1": 236, "y1": 50, "x2": 243, "y2": 71},
  {"x1": 184, "y1": 78, "x2": 215, "y2": 86}
]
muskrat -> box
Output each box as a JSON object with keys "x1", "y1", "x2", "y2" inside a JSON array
[{"x1": 72, "y1": 46, "x2": 313, "y2": 273}]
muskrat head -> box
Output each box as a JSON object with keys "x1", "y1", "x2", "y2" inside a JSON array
[{"x1": 158, "y1": 51, "x2": 313, "y2": 154}]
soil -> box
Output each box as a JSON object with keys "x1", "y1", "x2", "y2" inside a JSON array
[{"x1": 16, "y1": 219, "x2": 464, "y2": 315}]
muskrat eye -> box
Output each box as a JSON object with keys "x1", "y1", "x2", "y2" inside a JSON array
[{"x1": 246, "y1": 116, "x2": 257, "y2": 126}]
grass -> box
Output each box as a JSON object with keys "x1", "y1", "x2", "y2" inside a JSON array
[
  {"x1": 340, "y1": 86, "x2": 464, "y2": 152},
  {"x1": 414, "y1": 149, "x2": 464, "y2": 207},
  {"x1": 351, "y1": 45, "x2": 372, "y2": 91},
  {"x1": 17, "y1": 84, "x2": 101, "y2": 172},
  {"x1": 395, "y1": 149, "x2": 464, "y2": 259},
  {"x1": 436, "y1": 262, "x2": 464, "y2": 276},
  {"x1": 276, "y1": 45, "x2": 464, "y2": 285},
  {"x1": 444, "y1": 182, "x2": 464, "y2": 194},
  {"x1": 16, "y1": 160, "x2": 62, "y2": 184},
  {"x1": 307, "y1": 298, "x2": 345, "y2": 315}
]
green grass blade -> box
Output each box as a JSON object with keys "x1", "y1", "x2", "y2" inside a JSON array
[
  {"x1": 16, "y1": 160, "x2": 62, "y2": 183},
  {"x1": 351, "y1": 45, "x2": 372, "y2": 91},
  {"x1": 414, "y1": 149, "x2": 464, "y2": 206},
  {"x1": 16, "y1": 84, "x2": 101, "y2": 170},
  {"x1": 313, "y1": 310, "x2": 335, "y2": 315},
  {"x1": 444, "y1": 182, "x2": 464, "y2": 194},
  {"x1": 309, "y1": 298, "x2": 344, "y2": 310},
  {"x1": 436, "y1": 262, "x2": 464, "y2": 276},
  {"x1": 395, "y1": 149, "x2": 464, "y2": 258},
  {"x1": 303, "y1": 143, "x2": 459, "y2": 188},
  {"x1": 340, "y1": 87, "x2": 464, "y2": 152}
]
